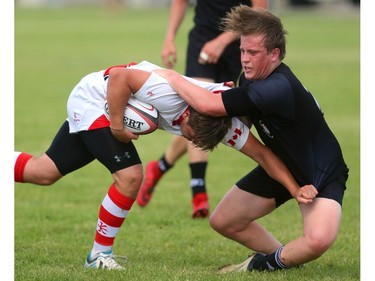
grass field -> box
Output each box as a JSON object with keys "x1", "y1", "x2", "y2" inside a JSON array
[{"x1": 15, "y1": 5, "x2": 360, "y2": 281}]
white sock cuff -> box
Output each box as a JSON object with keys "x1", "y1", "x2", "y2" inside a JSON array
[{"x1": 14, "y1": 151, "x2": 22, "y2": 166}]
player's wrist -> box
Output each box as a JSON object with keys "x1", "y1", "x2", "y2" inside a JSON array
[{"x1": 110, "y1": 126, "x2": 125, "y2": 131}]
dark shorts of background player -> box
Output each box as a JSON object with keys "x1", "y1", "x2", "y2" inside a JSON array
[
  {"x1": 45, "y1": 121, "x2": 141, "y2": 176},
  {"x1": 236, "y1": 166, "x2": 348, "y2": 207},
  {"x1": 185, "y1": 26, "x2": 242, "y2": 84}
]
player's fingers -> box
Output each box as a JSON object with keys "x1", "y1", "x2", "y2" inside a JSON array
[
  {"x1": 298, "y1": 197, "x2": 313, "y2": 205},
  {"x1": 198, "y1": 52, "x2": 209, "y2": 65}
]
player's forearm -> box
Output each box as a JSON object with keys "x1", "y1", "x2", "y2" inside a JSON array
[
  {"x1": 215, "y1": 31, "x2": 239, "y2": 47},
  {"x1": 164, "y1": 0, "x2": 189, "y2": 42},
  {"x1": 258, "y1": 149, "x2": 300, "y2": 198},
  {"x1": 158, "y1": 70, "x2": 225, "y2": 116},
  {"x1": 243, "y1": 137, "x2": 299, "y2": 198},
  {"x1": 252, "y1": 0, "x2": 268, "y2": 9}
]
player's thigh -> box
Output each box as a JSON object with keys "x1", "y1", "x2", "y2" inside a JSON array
[
  {"x1": 46, "y1": 121, "x2": 96, "y2": 176},
  {"x1": 300, "y1": 173, "x2": 346, "y2": 242},
  {"x1": 212, "y1": 185, "x2": 276, "y2": 226},
  {"x1": 78, "y1": 127, "x2": 141, "y2": 174},
  {"x1": 23, "y1": 153, "x2": 62, "y2": 184},
  {"x1": 300, "y1": 198, "x2": 341, "y2": 245}
]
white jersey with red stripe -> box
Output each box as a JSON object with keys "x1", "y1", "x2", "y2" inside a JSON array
[{"x1": 67, "y1": 60, "x2": 249, "y2": 150}]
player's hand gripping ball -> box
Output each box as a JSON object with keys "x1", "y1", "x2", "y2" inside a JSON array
[{"x1": 105, "y1": 97, "x2": 159, "y2": 135}]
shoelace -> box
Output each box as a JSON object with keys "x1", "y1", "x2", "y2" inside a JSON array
[{"x1": 100, "y1": 253, "x2": 128, "y2": 269}]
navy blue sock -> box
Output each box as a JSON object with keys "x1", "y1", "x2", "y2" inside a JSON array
[{"x1": 251, "y1": 247, "x2": 288, "y2": 271}]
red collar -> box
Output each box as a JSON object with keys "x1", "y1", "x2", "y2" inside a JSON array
[{"x1": 172, "y1": 108, "x2": 189, "y2": 126}]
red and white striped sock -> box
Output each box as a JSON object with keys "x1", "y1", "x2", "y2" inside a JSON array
[
  {"x1": 91, "y1": 183, "x2": 135, "y2": 255},
  {"x1": 14, "y1": 152, "x2": 33, "y2": 182}
]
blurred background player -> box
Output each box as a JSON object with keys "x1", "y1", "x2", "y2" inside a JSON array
[{"x1": 137, "y1": 0, "x2": 268, "y2": 218}]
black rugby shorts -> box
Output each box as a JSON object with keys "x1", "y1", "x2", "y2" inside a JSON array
[
  {"x1": 46, "y1": 121, "x2": 141, "y2": 175},
  {"x1": 236, "y1": 165, "x2": 346, "y2": 207}
]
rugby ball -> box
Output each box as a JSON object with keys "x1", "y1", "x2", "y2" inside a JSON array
[{"x1": 105, "y1": 97, "x2": 159, "y2": 135}]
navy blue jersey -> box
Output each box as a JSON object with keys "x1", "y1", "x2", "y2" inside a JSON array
[
  {"x1": 193, "y1": 0, "x2": 251, "y2": 33},
  {"x1": 222, "y1": 63, "x2": 348, "y2": 189}
]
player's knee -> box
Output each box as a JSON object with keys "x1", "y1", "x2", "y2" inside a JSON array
[
  {"x1": 306, "y1": 232, "x2": 336, "y2": 257},
  {"x1": 113, "y1": 166, "x2": 143, "y2": 195},
  {"x1": 116, "y1": 173, "x2": 143, "y2": 188},
  {"x1": 209, "y1": 212, "x2": 221, "y2": 231},
  {"x1": 209, "y1": 211, "x2": 229, "y2": 234}
]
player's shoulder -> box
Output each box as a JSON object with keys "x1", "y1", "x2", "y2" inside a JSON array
[{"x1": 252, "y1": 67, "x2": 292, "y2": 95}]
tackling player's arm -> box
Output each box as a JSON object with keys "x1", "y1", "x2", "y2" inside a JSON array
[
  {"x1": 106, "y1": 68, "x2": 151, "y2": 142},
  {"x1": 153, "y1": 68, "x2": 225, "y2": 116},
  {"x1": 239, "y1": 132, "x2": 317, "y2": 204}
]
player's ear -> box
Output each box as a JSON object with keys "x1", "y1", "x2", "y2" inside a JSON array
[
  {"x1": 183, "y1": 108, "x2": 190, "y2": 118},
  {"x1": 272, "y1": 48, "x2": 281, "y2": 61}
]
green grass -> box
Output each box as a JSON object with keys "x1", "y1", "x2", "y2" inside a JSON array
[{"x1": 15, "y1": 6, "x2": 360, "y2": 281}]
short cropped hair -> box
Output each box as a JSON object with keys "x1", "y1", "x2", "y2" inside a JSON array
[
  {"x1": 188, "y1": 107, "x2": 232, "y2": 151},
  {"x1": 221, "y1": 5, "x2": 287, "y2": 60}
]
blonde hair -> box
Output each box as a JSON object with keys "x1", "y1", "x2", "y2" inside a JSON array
[{"x1": 221, "y1": 5, "x2": 287, "y2": 60}]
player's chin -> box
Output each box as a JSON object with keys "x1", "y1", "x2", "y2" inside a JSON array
[{"x1": 243, "y1": 71, "x2": 254, "y2": 80}]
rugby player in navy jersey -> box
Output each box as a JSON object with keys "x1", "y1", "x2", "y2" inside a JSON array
[{"x1": 153, "y1": 6, "x2": 349, "y2": 272}]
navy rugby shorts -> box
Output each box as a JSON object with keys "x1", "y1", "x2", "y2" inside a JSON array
[{"x1": 236, "y1": 165, "x2": 347, "y2": 207}]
